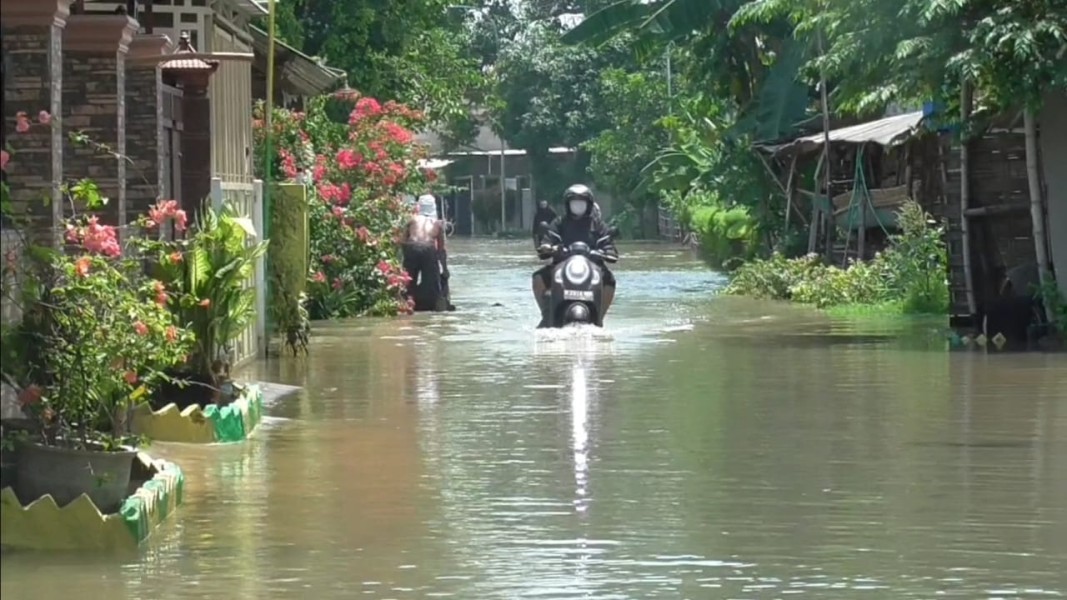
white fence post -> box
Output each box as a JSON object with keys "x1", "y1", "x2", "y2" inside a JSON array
[
  {"x1": 210, "y1": 177, "x2": 224, "y2": 212},
  {"x1": 252, "y1": 179, "x2": 267, "y2": 356}
]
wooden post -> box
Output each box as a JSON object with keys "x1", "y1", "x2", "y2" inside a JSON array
[
  {"x1": 808, "y1": 151, "x2": 826, "y2": 254},
  {"x1": 1023, "y1": 106, "x2": 1055, "y2": 323},
  {"x1": 959, "y1": 82, "x2": 977, "y2": 315},
  {"x1": 818, "y1": 30, "x2": 834, "y2": 262},
  {"x1": 783, "y1": 152, "x2": 799, "y2": 238}
]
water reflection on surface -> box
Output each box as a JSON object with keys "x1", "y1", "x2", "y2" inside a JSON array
[{"x1": 2, "y1": 239, "x2": 1065, "y2": 599}]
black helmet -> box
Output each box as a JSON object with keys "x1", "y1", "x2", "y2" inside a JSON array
[{"x1": 563, "y1": 184, "x2": 594, "y2": 203}]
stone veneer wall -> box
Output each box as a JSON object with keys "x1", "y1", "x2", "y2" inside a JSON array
[
  {"x1": 1, "y1": 24, "x2": 65, "y2": 244},
  {"x1": 62, "y1": 50, "x2": 126, "y2": 230},
  {"x1": 125, "y1": 63, "x2": 163, "y2": 223}
]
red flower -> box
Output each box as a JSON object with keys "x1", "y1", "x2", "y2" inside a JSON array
[
  {"x1": 332, "y1": 277, "x2": 344, "y2": 291},
  {"x1": 124, "y1": 371, "x2": 139, "y2": 385},
  {"x1": 18, "y1": 384, "x2": 43, "y2": 407},
  {"x1": 198, "y1": 298, "x2": 211, "y2": 307},
  {"x1": 134, "y1": 321, "x2": 149, "y2": 336},
  {"x1": 165, "y1": 325, "x2": 178, "y2": 342},
  {"x1": 381, "y1": 121, "x2": 413, "y2": 145},
  {"x1": 0, "y1": 150, "x2": 10, "y2": 171},
  {"x1": 312, "y1": 271, "x2": 327, "y2": 283},
  {"x1": 169, "y1": 251, "x2": 183, "y2": 264},
  {"x1": 376, "y1": 260, "x2": 391, "y2": 275},
  {"x1": 15, "y1": 111, "x2": 30, "y2": 133},
  {"x1": 336, "y1": 148, "x2": 363, "y2": 170},
  {"x1": 38, "y1": 110, "x2": 52, "y2": 125},
  {"x1": 74, "y1": 256, "x2": 92, "y2": 277}
]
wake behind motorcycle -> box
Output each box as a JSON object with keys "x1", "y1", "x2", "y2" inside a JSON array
[{"x1": 537, "y1": 222, "x2": 618, "y2": 328}]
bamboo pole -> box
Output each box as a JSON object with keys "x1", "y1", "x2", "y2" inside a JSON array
[
  {"x1": 783, "y1": 152, "x2": 799, "y2": 237},
  {"x1": 959, "y1": 82, "x2": 977, "y2": 315},
  {"x1": 1023, "y1": 106, "x2": 1055, "y2": 324},
  {"x1": 818, "y1": 30, "x2": 834, "y2": 262},
  {"x1": 264, "y1": 0, "x2": 277, "y2": 202}
]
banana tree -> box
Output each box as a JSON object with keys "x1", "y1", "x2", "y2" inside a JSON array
[{"x1": 145, "y1": 203, "x2": 268, "y2": 386}]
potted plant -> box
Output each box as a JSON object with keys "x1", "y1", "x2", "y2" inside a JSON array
[
  {"x1": 134, "y1": 199, "x2": 267, "y2": 410},
  {"x1": 3, "y1": 193, "x2": 192, "y2": 512}
]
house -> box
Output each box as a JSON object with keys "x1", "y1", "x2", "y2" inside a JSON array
[
  {"x1": 417, "y1": 124, "x2": 580, "y2": 235},
  {"x1": 248, "y1": 25, "x2": 344, "y2": 110},
  {"x1": 0, "y1": 0, "x2": 286, "y2": 362},
  {"x1": 756, "y1": 104, "x2": 1062, "y2": 339}
]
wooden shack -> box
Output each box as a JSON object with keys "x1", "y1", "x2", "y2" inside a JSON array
[{"x1": 756, "y1": 110, "x2": 948, "y2": 265}]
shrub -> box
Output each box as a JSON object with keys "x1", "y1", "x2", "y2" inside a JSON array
[
  {"x1": 724, "y1": 200, "x2": 948, "y2": 314},
  {"x1": 254, "y1": 94, "x2": 437, "y2": 319}
]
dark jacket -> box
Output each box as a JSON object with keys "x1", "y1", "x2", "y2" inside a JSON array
[
  {"x1": 533, "y1": 206, "x2": 558, "y2": 235},
  {"x1": 540, "y1": 202, "x2": 618, "y2": 264}
]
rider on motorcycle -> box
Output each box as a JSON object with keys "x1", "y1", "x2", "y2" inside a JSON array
[{"x1": 532, "y1": 184, "x2": 617, "y2": 326}]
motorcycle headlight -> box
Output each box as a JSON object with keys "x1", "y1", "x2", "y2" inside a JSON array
[
  {"x1": 554, "y1": 268, "x2": 564, "y2": 284},
  {"x1": 564, "y1": 259, "x2": 590, "y2": 284},
  {"x1": 590, "y1": 268, "x2": 601, "y2": 286}
]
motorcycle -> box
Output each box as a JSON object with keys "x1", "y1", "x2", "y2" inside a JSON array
[{"x1": 537, "y1": 222, "x2": 618, "y2": 328}]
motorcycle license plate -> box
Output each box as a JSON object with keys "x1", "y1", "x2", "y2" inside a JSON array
[{"x1": 563, "y1": 289, "x2": 594, "y2": 301}]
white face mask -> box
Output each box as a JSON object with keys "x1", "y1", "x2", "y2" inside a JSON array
[{"x1": 568, "y1": 199, "x2": 587, "y2": 216}]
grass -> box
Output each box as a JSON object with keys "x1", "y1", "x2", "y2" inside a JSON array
[{"x1": 824, "y1": 300, "x2": 948, "y2": 321}]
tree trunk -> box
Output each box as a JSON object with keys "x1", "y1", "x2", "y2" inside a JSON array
[{"x1": 1023, "y1": 107, "x2": 1055, "y2": 324}]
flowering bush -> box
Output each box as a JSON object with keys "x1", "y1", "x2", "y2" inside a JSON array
[
  {"x1": 2, "y1": 110, "x2": 193, "y2": 448},
  {"x1": 253, "y1": 93, "x2": 439, "y2": 319},
  {"x1": 131, "y1": 200, "x2": 267, "y2": 392}
]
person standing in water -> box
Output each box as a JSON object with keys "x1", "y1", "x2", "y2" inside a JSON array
[
  {"x1": 400, "y1": 195, "x2": 453, "y2": 311},
  {"x1": 532, "y1": 199, "x2": 558, "y2": 248}
]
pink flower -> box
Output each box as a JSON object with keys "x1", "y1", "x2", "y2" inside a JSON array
[
  {"x1": 381, "y1": 121, "x2": 413, "y2": 145},
  {"x1": 80, "y1": 215, "x2": 121, "y2": 257},
  {"x1": 124, "y1": 371, "x2": 139, "y2": 385},
  {"x1": 15, "y1": 112, "x2": 30, "y2": 133},
  {"x1": 146, "y1": 199, "x2": 186, "y2": 231},
  {"x1": 0, "y1": 150, "x2": 9, "y2": 171},
  {"x1": 312, "y1": 271, "x2": 327, "y2": 283},
  {"x1": 336, "y1": 148, "x2": 363, "y2": 170},
  {"x1": 38, "y1": 110, "x2": 52, "y2": 125},
  {"x1": 133, "y1": 321, "x2": 149, "y2": 336},
  {"x1": 198, "y1": 298, "x2": 211, "y2": 307},
  {"x1": 332, "y1": 277, "x2": 344, "y2": 291},
  {"x1": 376, "y1": 260, "x2": 391, "y2": 275},
  {"x1": 165, "y1": 325, "x2": 178, "y2": 342}
]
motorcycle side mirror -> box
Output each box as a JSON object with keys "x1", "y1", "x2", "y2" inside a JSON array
[
  {"x1": 537, "y1": 221, "x2": 551, "y2": 234},
  {"x1": 608, "y1": 226, "x2": 621, "y2": 238}
]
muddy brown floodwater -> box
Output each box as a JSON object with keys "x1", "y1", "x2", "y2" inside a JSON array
[{"x1": 2, "y1": 239, "x2": 1066, "y2": 599}]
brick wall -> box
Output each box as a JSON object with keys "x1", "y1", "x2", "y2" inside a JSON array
[
  {"x1": 63, "y1": 51, "x2": 126, "y2": 227},
  {"x1": 2, "y1": 24, "x2": 64, "y2": 243},
  {"x1": 125, "y1": 64, "x2": 163, "y2": 224}
]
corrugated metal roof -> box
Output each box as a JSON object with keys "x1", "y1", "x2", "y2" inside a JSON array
[{"x1": 761, "y1": 111, "x2": 926, "y2": 155}]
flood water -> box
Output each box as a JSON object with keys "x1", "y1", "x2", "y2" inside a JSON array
[{"x1": 3, "y1": 238, "x2": 1066, "y2": 599}]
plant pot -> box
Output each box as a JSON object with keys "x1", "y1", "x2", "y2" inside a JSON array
[{"x1": 14, "y1": 441, "x2": 137, "y2": 513}]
